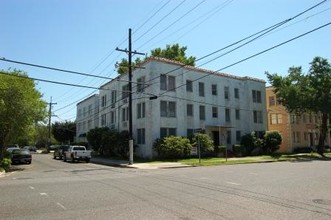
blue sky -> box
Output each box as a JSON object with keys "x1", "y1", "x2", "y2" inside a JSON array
[{"x1": 1, "y1": 0, "x2": 330, "y2": 122}]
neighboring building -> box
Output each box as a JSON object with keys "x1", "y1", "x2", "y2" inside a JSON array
[
  {"x1": 88, "y1": 57, "x2": 267, "y2": 159},
  {"x1": 76, "y1": 94, "x2": 99, "y2": 142},
  {"x1": 266, "y1": 87, "x2": 331, "y2": 152}
]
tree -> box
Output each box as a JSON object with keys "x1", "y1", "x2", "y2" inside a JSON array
[
  {"x1": 264, "y1": 131, "x2": 282, "y2": 154},
  {"x1": 153, "y1": 136, "x2": 192, "y2": 159},
  {"x1": 116, "y1": 43, "x2": 196, "y2": 74},
  {"x1": 52, "y1": 121, "x2": 76, "y2": 144},
  {"x1": 266, "y1": 57, "x2": 331, "y2": 156},
  {"x1": 191, "y1": 133, "x2": 214, "y2": 155},
  {"x1": 0, "y1": 69, "x2": 47, "y2": 160}
]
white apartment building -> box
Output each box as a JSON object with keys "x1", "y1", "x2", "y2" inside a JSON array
[
  {"x1": 76, "y1": 94, "x2": 99, "y2": 142},
  {"x1": 96, "y1": 57, "x2": 267, "y2": 159}
]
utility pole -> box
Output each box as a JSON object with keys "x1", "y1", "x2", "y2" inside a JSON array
[
  {"x1": 116, "y1": 28, "x2": 145, "y2": 165},
  {"x1": 48, "y1": 97, "x2": 57, "y2": 148}
]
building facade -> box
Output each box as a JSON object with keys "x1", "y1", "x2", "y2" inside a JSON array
[
  {"x1": 266, "y1": 87, "x2": 331, "y2": 152},
  {"x1": 91, "y1": 57, "x2": 267, "y2": 158},
  {"x1": 76, "y1": 94, "x2": 99, "y2": 142}
]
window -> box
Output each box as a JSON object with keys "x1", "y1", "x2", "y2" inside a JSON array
[
  {"x1": 253, "y1": 110, "x2": 263, "y2": 123},
  {"x1": 160, "y1": 75, "x2": 175, "y2": 91},
  {"x1": 122, "y1": 107, "x2": 129, "y2": 122},
  {"x1": 269, "y1": 96, "x2": 275, "y2": 106},
  {"x1": 78, "y1": 109, "x2": 82, "y2": 118},
  {"x1": 111, "y1": 111, "x2": 116, "y2": 124},
  {"x1": 302, "y1": 114, "x2": 307, "y2": 123},
  {"x1": 236, "y1": 130, "x2": 241, "y2": 142},
  {"x1": 187, "y1": 104, "x2": 193, "y2": 117},
  {"x1": 212, "y1": 84, "x2": 217, "y2": 96},
  {"x1": 212, "y1": 107, "x2": 218, "y2": 118},
  {"x1": 101, "y1": 114, "x2": 106, "y2": 126},
  {"x1": 224, "y1": 87, "x2": 229, "y2": 99},
  {"x1": 199, "y1": 82, "x2": 205, "y2": 97},
  {"x1": 111, "y1": 90, "x2": 117, "y2": 107},
  {"x1": 234, "y1": 88, "x2": 239, "y2": 99},
  {"x1": 101, "y1": 95, "x2": 107, "y2": 107},
  {"x1": 137, "y1": 76, "x2": 145, "y2": 93},
  {"x1": 122, "y1": 84, "x2": 129, "y2": 99},
  {"x1": 137, "y1": 128, "x2": 145, "y2": 144},
  {"x1": 83, "y1": 107, "x2": 86, "y2": 117},
  {"x1": 293, "y1": 132, "x2": 301, "y2": 143},
  {"x1": 271, "y1": 114, "x2": 282, "y2": 124},
  {"x1": 186, "y1": 80, "x2": 193, "y2": 92},
  {"x1": 88, "y1": 120, "x2": 92, "y2": 129},
  {"x1": 199, "y1": 105, "x2": 205, "y2": 120},
  {"x1": 137, "y1": 102, "x2": 146, "y2": 119},
  {"x1": 187, "y1": 129, "x2": 194, "y2": 137},
  {"x1": 227, "y1": 130, "x2": 231, "y2": 144},
  {"x1": 88, "y1": 105, "x2": 92, "y2": 115},
  {"x1": 252, "y1": 90, "x2": 262, "y2": 103},
  {"x1": 225, "y1": 108, "x2": 230, "y2": 122},
  {"x1": 235, "y1": 109, "x2": 240, "y2": 120},
  {"x1": 160, "y1": 101, "x2": 176, "y2": 117},
  {"x1": 160, "y1": 128, "x2": 177, "y2": 138}
]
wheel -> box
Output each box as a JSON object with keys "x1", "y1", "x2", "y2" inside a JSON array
[
  {"x1": 59, "y1": 156, "x2": 62, "y2": 160},
  {"x1": 53, "y1": 154, "x2": 56, "y2": 159},
  {"x1": 71, "y1": 155, "x2": 74, "y2": 163},
  {"x1": 63, "y1": 155, "x2": 67, "y2": 162},
  {"x1": 85, "y1": 158, "x2": 90, "y2": 163}
]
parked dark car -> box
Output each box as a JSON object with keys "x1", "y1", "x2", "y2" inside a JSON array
[
  {"x1": 11, "y1": 149, "x2": 32, "y2": 164},
  {"x1": 53, "y1": 145, "x2": 70, "y2": 160}
]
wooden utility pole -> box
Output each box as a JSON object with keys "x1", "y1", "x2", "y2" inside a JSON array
[
  {"x1": 48, "y1": 97, "x2": 57, "y2": 148},
  {"x1": 116, "y1": 28, "x2": 145, "y2": 165}
]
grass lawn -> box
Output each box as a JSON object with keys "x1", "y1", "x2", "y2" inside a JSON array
[{"x1": 175, "y1": 153, "x2": 331, "y2": 166}]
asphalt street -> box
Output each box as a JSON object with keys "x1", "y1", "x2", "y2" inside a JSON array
[{"x1": 1, "y1": 154, "x2": 330, "y2": 219}]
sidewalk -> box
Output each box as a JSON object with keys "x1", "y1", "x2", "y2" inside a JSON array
[{"x1": 90, "y1": 157, "x2": 191, "y2": 169}]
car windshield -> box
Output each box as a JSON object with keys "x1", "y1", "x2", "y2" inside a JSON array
[{"x1": 73, "y1": 147, "x2": 85, "y2": 151}]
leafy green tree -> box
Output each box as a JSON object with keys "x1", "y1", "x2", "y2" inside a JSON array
[
  {"x1": 266, "y1": 57, "x2": 331, "y2": 156},
  {"x1": 0, "y1": 69, "x2": 47, "y2": 160},
  {"x1": 86, "y1": 127, "x2": 109, "y2": 154},
  {"x1": 191, "y1": 133, "x2": 214, "y2": 155},
  {"x1": 52, "y1": 121, "x2": 76, "y2": 144},
  {"x1": 116, "y1": 43, "x2": 196, "y2": 74}
]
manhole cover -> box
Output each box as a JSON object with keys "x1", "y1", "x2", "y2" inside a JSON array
[{"x1": 313, "y1": 199, "x2": 331, "y2": 206}]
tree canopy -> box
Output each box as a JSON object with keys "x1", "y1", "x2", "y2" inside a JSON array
[
  {"x1": 0, "y1": 70, "x2": 47, "y2": 160},
  {"x1": 116, "y1": 43, "x2": 196, "y2": 74},
  {"x1": 52, "y1": 121, "x2": 76, "y2": 144},
  {"x1": 266, "y1": 56, "x2": 331, "y2": 155}
]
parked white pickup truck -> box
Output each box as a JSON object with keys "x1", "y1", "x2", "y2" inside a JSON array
[{"x1": 63, "y1": 146, "x2": 91, "y2": 163}]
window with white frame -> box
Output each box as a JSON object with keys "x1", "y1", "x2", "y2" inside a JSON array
[
  {"x1": 101, "y1": 95, "x2": 107, "y2": 107},
  {"x1": 225, "y1": 108, "x2": 230, "y2": 122},
  {"x1": 234, "y1": 88, "x2": 239, "y2": 99},
  {"x1": 160, "y1": 74, "x2": 175, "y2": 91},
  {"x1": 199, "y1": 105, "x2": 205, "y2": 120},
  {"x1": 187, "y1": 104, "x2": 193, "y2": 117},
  {"x1": 137, "y1": 102, "x2": 146, "y2": 119},
  {"x1": 88, "y1": 104, "x2": 92, "y2": 115},
  {"x1": 227, "y1": 130, "x2": 231, "y2": 144},
  {"x1": 111, "y1": 90, "x2": 117, "y2": 107},
  {"x1": 252, "y1": 90, "x2": 262, "y2": 103},
  {"x1": 199, "y1": 82, "x2": 205, "y2": 97},
  {"x1": 224, "y1": 86, "x2": 229, "y2": 100},
  {"x1": 101, "y1": 114, "x2": 107, "y2": 126},
  {"x1": 137, "y1": 76, "x2": 145, "y2": 93},
  {"x1": 137, "y1": 128, "x2": 145, "y2": 144},
  {"x1": 160, "y1": 127, "x2": 177, "y2": 138},
  {"x1": 271, "y1": 113, "x2": 282, "y2": 124},
  {"x1": 122, "y1": 84, "x2": 129, "y2": 99},
  {"x1": 122, "y1": 107, "x2": 129, "y2": 122},
  {"x1": 235, "y1": 109, "x2": 240, "y2": 120},
  {"x1": 186, "y1": 80, "x2": 193, "y2": 92},
  {"x1": 160, "y1": 101, "x2": 176, "y2": 117},
  {"x1": 212, "y1": 84, "x2": 217, "y2": 96},
  {"x1": 253, "y1": 110, "x2": 263, "y2": 123},
  {"x1": 212, "y1": 106, "x2": 218, "y2": 118},
  {"x1": 111, "y1": 111, "x2": 116, "y2": 124},
  {"x1": 236, "y1": 130, "x2": 241, "y2": 142}
]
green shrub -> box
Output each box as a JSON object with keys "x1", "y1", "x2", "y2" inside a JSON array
[
  {"x1": 0, "y1": 158, "x2": 11, "y2": 172},
  {"x1": 264, "y1": 131, "x2": 282, "y2": 154},
  {"x1": 232, "y1": 144, "x2": 246, "y2": 157},
  {"x1": 153, "y1": 136, "x2": 192, "y2": 159}
]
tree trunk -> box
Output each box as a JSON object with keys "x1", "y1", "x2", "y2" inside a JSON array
[{"x1": 317, "y1": 112, "x2": 328, "y2": 157}]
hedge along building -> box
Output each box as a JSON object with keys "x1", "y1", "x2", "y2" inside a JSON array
[{"x1": 87, "y1": 57, "x2": 267, "y2": 159}]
